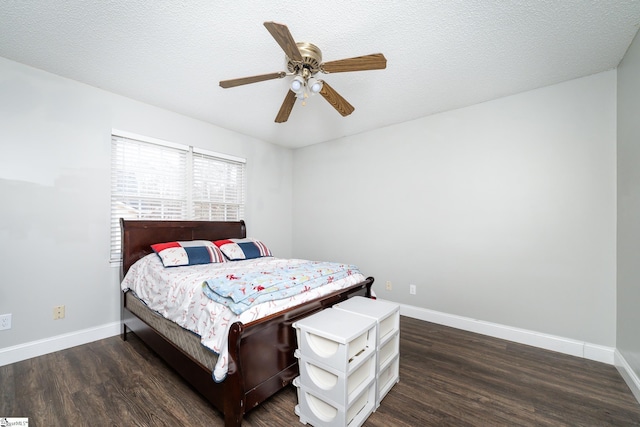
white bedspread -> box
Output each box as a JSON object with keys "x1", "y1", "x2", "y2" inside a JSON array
[{"x1": 121, "y1": 254, "x2": 366, "y2": 381}]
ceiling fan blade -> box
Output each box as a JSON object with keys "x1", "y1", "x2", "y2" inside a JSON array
[
  {"x1": 322, "y1": 53, "x2": 387, "y2": 73},
  {"x1": 219, "y1": 71, "x2": 286, "y2": 88},
  {"x1": 275, "y1": 90, "x2": 297, "y2": 123},
  {"x1": 319, "y1": 81, "x2": 355, "y2": 117},
  {"x1": 264, "y1": 21, "x2": 303, "y2": 62}
]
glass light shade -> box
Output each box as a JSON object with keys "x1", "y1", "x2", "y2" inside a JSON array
[
  {"x1": 307, "y1": 78, "x2": 323, "y2": 93},
  {"x1": 291, "y1": 76, "x2": 304, "y2": 93}
]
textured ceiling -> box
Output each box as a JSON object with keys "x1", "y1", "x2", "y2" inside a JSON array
[{"x1": 1, "y1": 1, "x2": 639, "y2": 149}]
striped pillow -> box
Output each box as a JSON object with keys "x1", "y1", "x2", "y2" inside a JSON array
[
  {"x1": 214, "y1": 238, "x2": 273, "y2": 260},
  {"x1": 151, "y1": 240, "x2": 226, "y2": 267}
]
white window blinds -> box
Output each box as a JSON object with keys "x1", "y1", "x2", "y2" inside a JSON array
[
  {"x1": 192, "y1": 149, "x2": 245, "y2": 221},
  {"x1": 110, "y1": 133, "x2": 246, "y2": 264}
]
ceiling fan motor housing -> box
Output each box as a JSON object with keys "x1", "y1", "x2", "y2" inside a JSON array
[{"x1": 286, "y1": 42, "x2": 322, "y2": 76}]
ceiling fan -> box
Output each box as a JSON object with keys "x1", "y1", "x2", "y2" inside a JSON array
[{"x1": 219, "y1": 21, "x2": 387, "y2": 123}]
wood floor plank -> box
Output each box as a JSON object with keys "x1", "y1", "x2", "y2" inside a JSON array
[
  {"x1": 0, "y1": 364, "x2": 17, "y2": 416},
  {"x1": 1, "y1": 316, "x2": 639, "y2": 426}
]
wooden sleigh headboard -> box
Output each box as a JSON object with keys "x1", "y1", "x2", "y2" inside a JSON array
[{"x1": 119, "y1": 218, "x2": 247, "y2": 279}]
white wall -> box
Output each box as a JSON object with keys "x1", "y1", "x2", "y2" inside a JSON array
[
  {"x1": 293, "y1": 70, "x2": 617, "y2": 347},
  {"x1": 617, "y1": 28, "x2": 640, "y2": 394},
  {"x1": 0, "y1": 57, "x2": 292, "y2": 352}
]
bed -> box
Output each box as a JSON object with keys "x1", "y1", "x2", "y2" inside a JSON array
[{"x1": 119, "y1": 219, "x2": 374, "y2": 427}]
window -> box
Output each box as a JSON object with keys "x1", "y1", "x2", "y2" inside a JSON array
[{"x1": 110, "y1": 132, "x2": 246, "y2": 263}]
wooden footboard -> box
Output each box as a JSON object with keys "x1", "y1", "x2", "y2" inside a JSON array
[{"x1": 232, "y1": 278, "x2": 373, "y2": 413}]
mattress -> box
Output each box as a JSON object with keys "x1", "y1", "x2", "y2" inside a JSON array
[
  {"x1": 125, "y1": 290, "x2": 218, "y2": 371},
  {"x1": 121, "y1": 253, "x2": 366, "y2": 381}
]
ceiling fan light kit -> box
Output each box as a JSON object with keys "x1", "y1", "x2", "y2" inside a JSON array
[
  {"x1": 307, "y1": 77, "x2": 322, "y2": 94},
  {"x1": 291, "y1": 76, "x2": 304, "y2": 93},
  {"x1": 219, "y1": 21, "x2": 387, "y2": 123}
]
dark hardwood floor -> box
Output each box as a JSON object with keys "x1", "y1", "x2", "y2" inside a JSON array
[{"x1": 1, "y1": 316, "x2": 639, "y2": 426}]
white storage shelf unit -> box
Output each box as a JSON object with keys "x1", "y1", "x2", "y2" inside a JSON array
[
  {"x1": 333, "y1": 297, "x2": 400, "y2": 407},
  {"x1": 293, "y1": 308, "x2": 377, "y2": 372},
  {"x1": 333, "y1": 297, "x2": 400, "y2": 350},
  {"x1": 295, "y1": 349, "x2": 377, "y2": 408},
  {"x1": 294, "y1": 376, "x2": 376, "y2": 427},
  {"x1": 377, "y1": 353, "x2": 399, "y2": 405},
  {"x1": 293, "y1": 308, "x2": 378, "y2": 427}
]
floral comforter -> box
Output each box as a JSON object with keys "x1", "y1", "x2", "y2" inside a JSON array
[
  {"x1": 202, "y1": 260, "x2": 359, "y2": 314},
  {"x1": 120, "y1": 254, "x2": 366, "y2": 381}
]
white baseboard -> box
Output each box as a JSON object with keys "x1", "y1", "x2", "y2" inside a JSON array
[
  {"x1": 0, "y1": 321, "x2": 121, "y2": 367},
  {"x1": 396, "y1": 302, "x2": 615, "y2": 365},
  {"x1": 615, "y1": 349, "x2": 640, "y2": 403}
]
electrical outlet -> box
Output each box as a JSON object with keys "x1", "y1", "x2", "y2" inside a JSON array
[
  {"x1": 0, "y1": 313, "x2": 12, "y2": 330},
  {"x1": 409, "y1": 284, "x2": 416, "y2": 295},
  {"x1": 385, "y1": 281, "x2": 392, "y2": 291},
  {"x1": 53, "y1": 305, "x2": 65, "y2": 320}
]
